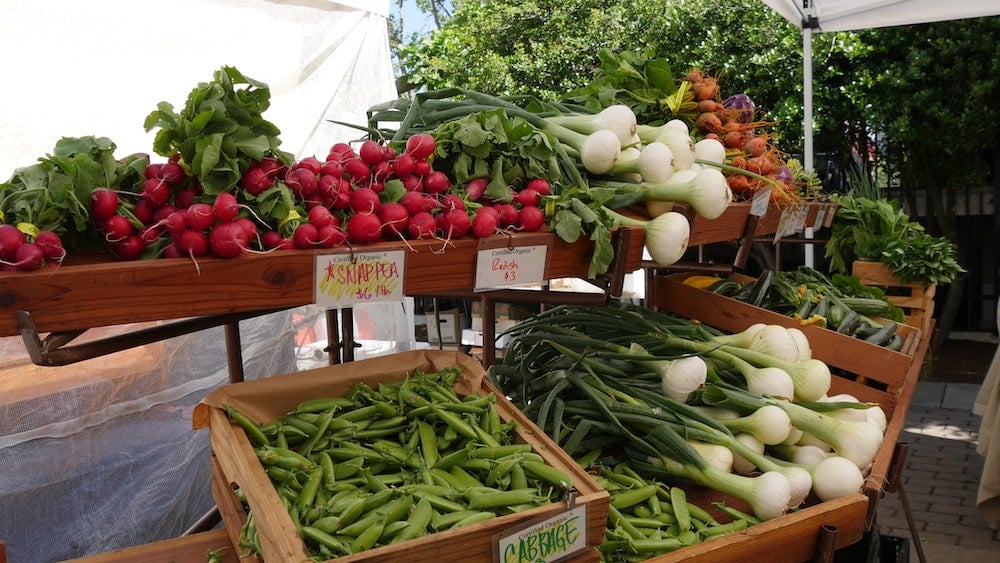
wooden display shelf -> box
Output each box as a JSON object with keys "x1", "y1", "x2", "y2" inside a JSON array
[
  {"x1": 60, "y1": 529, "x2": 239, "y2": 562},
  {"x1": 0, "y1": 229, "x2": 644, "y2": 338}
]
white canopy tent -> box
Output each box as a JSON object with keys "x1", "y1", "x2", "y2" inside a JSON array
[
  {"x1": 761, "y1": 0, "x2": 1000, "y2": 170},
  {"x1": 0, "y1": 2, "x2": 401, "y2": 561}
]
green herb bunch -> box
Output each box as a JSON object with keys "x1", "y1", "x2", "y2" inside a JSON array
[{"x1": 825, "y1": 194, "x2": 964, "y2": 286}]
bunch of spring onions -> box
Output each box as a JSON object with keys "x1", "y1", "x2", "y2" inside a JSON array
[
  {"x1": 489, "y1": 302, "x2": 887, "y2": 525},
  {"x1": 365, "y1": 89, "x2": 737, "y2": 271}
]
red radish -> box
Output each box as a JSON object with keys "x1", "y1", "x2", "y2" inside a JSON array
[
  {"x1": 292, "y1": 223, "x2": 320, "y2": 249},
  {"x1": 144, "y1": 163, "x2": 163, "y2": 180},
  {"x1": 392, "y1": 153, "x2": 415, "y2": 177},
  {"x1": 495, "y1": 203, "x2": 519, "y2": 226},
  {"x1": 34, "y1": 231, "x2": 65, "y2": 261},
  {"x1": 158, "y1": 161, "x2": 186, "y2": 186},
  {"x1": 400, "y1": 175, "x2": 423, "y2": 192},
  {"x1": 331, "y1": 182, "x2": 352, "y2": 210},
  {"x1": 350, "y1": 187, "x2": 381, "y2": 214},
  {"x1": 399, "y1": 191, "x2": 433, "y2": 216},
  {"x1": 405, "y1": 133, "x2": 436, "y2": 159},
  {"x1": 464, "y1": 178, "x2": 488, "y2": 201},
  {"x1": 0, "y1": 224, "x2": 27, "y2": 260},
  {"x1": 345, "y1": 211, "x2": 382, "y2": 243},
  {"x1": 236, "y1": 217, "x2": 258, "y2": 240},
  {"x1": 174, "y1": 229, "x2": 209, "y2": 257},
  {"x1": 103, "y1": 215, "x2": 134, "y2": 242},
  {"x1": 10, "y1": 242, "x2": 45, "y2": 271},
  {"x1": 259, "y1": 157, "x2": 287, "y2": 179},
  {"x1": 316, "y1": 175, "x2": 339, "y2": 201},
  {"x1": 307, "y1": 205, "x2": 337, "y2": 230},
  {"x1": 320, "y1": 160, "x2": 344, "y2": 177},
  {"x1": 90, "y1": 188, "x2": 119, "y2": 221},
  {"x1": 114, "y1": 235, "x2": 146, "y2": 261},
  {"x1": 368, "y1": 182, "x2": 385, "y2": 194},
  {"x1": 525, "y1": 178, "x2": 551, "y2": 196},
  {"x1": 326, "y1": 142, "x2": 356, "y2": 162},
  {"x1": 423, "y1": 171, "x2": 451, "y2": 194},
  {"x1": 261, "y1": 230, "x2": 290, "y2": 250},
  {"x1": 163, "y1": 243, "x2": 183, "y2": 259},
  {"x1": 343, "y1": 158, "x2": 371, "y2": 185},
  {"x1": 406, "y1": 211, "x2": 437, "y2": 239},
  {"x1": 295, "y1": 156, "x2": 323, "y2": 175},
  {"x1": 285, "y1": 167, "x2": 318, "y2": 199},
  {"x1": 154, "y1": 204, "x2": 179, "y2": 223},
  {"x1": 517, "y1": 206, "x2": 545, "y2": 232},
  {"x1": 212, "y1": 192, "x2": 241, "y2": 222},
  {"x1": 141, "y1": 223, "x2": 165, "y2": 244},
  {"x1": 316, "y1": 225, "x2": 347, "y2": 248},
  {"x1": 185, "y1": 203, "x2": 215, "y2": 231},
  {"x1": 378, "y1": 202, "x2": 410, "y2": 238},
  {"x1": 240, "y1": 166, "x2": 272, "y2": 195},
  {"x1": 372, "y1": 160, "x2": 393, "y2": 182},
  {"x1": 142, "y1": 178, "x2": 171, "y2": 207},
  {"x1": 515, "y1": 187, "x2": 541, "y2": 208},
  {"x1": 440, "y1": 193, "x2": 465, "y2": 213},
  {"x1": 359, "y1": 140, "x2": 385, "y2": 165},
  {"x1": 381, "y1": 144, "x2": 397, "y2": 162},
  {"x1": 412, "y1": 159, "x2": 432, "y2": 177},
  {"x1": 472, "y1": 208, "x2": 500, "y2": 238},
  {"x1": 174, "y1": 186, "x2": 200, "y2": 208},
  {"x1": 131, "y1": 198, "x2": 155, "y2": 225},
  {"x1": 437, "y1": 208, "x2": 471, "y2": 238},
  {"x1": 209, "y1": 221, "x2": 252, "y2": 258},
  {"x1": 164, "y1": 211, "x2": 188, "y2": 236}
]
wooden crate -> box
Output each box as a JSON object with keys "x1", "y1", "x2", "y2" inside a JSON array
[
  {"x1": 193, "y1": 350, "x2": 609, "y2": 563},
  {"x1": 651, "y1": 273, "x2": 922, "y2": 407},
  {"x1": 852, "y1": 260, "x2": 936, "y2": 336},
  {"x1": 646, "y1": 273, "x2": 930, "y2": 561}
]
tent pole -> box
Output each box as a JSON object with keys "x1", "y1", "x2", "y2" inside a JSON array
[{"x1": 803, "y1": 26, "x2": 814, "y2": 173}]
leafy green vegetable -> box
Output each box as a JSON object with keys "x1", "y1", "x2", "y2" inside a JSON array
[
  {"x1": 878, "y1": 232, "x2": 964, "y2": 286},
  {"x1": 0, "y1": 136, "x2": 146, "y2": 246},
  {"x1": 144, "y1": 66, "x2": 293, "y2": 196},
  {"x1": 825, "y1": 194, "x2": 964, "y2": 286},
  {"x1": 561, "y1": 49, "x2": 696, "y2": 126},
  {"x1": 428, "y1": 108, "x2": 563, "y2": 201}
]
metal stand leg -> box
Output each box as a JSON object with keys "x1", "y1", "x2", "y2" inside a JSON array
[
  {"x1": 886, "y1": 442, "x2": 928, "y2": 563},
  {"x1": 182, "y1": 506, "x2": 221, "y2": 536}
]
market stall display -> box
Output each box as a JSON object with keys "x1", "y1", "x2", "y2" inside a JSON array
[{"x1": 0, "y1": 42, "x2": 932, "y2": 563}]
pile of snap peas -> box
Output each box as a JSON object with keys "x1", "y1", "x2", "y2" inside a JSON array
[
  {"x1": 587, "y1": 458, "x2": 755, "y2": 562},
  {"x1": 223, "y1": 367, "x2": 575, "y2": 560}
]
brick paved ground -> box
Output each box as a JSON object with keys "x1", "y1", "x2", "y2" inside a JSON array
[{"x1": 874, "y1": 383, "x2": 1000, "y2": 562}]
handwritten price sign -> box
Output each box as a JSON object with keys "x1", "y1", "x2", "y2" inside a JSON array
[
  {"x1": 475, "y1": 244, "x2": 547, "y2": 291},
  {"x1": 314, "y1": 250, "x2": 405, "y2": 308}
]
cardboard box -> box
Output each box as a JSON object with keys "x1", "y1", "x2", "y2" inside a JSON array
[
  {"x1": 461, "y1": 325, "x2": 514, "y2": 348},
  {"x1": 193, "y1": 350, "x2": 609, "y2": 563}
]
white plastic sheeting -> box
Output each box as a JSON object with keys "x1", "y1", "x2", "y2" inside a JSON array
[
  {"x1": 759, "y1": 0, "x2": 1000, "y2": 171},
  {"x1": 0, "y1": 1, "x2": 398, "y2": 560}
]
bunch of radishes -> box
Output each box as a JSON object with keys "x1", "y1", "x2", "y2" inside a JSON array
[
  {"x1": 0, "y1": 224, "x2": 65, "y2": 271},
  {"x1": 89, "y1": 155, "x2": 203, "y2": 260},
  {"x1": 266, "y1": 132, "x2": 551, "y2": 251}
]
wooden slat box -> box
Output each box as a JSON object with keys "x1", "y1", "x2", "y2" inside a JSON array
[
  {"x1": 651, "y1": 273, "x2": 922, "y2": 407},
  {"x1": 644, "y1": 273, "x2": 929, "y2": 561},
  {"x1": 852, "y1": 260, "x2": 936, "y2": 336},
  {"x1": 193, "y1": 350, "x2": 609, "y2": 562}
]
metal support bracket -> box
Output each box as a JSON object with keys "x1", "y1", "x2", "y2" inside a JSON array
[{"x1": 16, "y1": 308, "x2": 287, "y2": 383}]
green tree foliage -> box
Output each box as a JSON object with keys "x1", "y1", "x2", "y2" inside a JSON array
[{"x1": 397, "y1": 0, "x2": 673, "y2": 99}]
